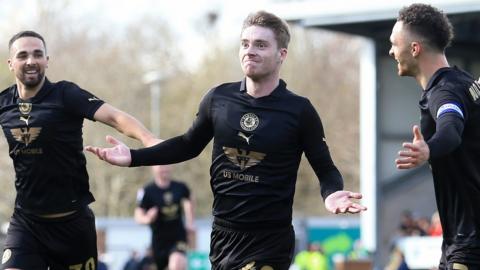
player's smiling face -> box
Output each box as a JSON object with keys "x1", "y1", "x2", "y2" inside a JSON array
[
  {"x1": 8, "y1": 37, "x2": 49, "y2": 90},
  {"x1": 239, "y1": 25, "x2": 287, "y2": 81},
  {"x1": 389, "y1": 21, "x2": 418, "y2": 77}
]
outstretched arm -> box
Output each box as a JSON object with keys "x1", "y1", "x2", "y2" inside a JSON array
[
  {"x1": 301, "y1": 101, "x2": 366, "y2": 214},
  {"x1": 85, "y1": 135, "x2": 132, "y2": 166},
  {"x1": 325, "y1": 191, "x2": 366, "y2": 214},
  {"x1": 86, "y1": 87, "x2": 215, "y2": 167},
  {"x1": 93, "y1": 103, "x2": 160, "y2": 147}
]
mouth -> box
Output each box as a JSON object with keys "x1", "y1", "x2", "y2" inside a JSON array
[{"x1": 24, "y1": 68, "x2": 39, "y2": 76}]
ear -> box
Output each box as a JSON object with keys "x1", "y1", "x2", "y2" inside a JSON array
[
  {"x1": 411, "y1": 41, "x2": 421, "y2": 57},
  {"x1": 279, "y1": 48, "x2": 288, "y2": 63},
  {"x1": 7, "y1": 59, "x2": 13, "y2": 71}
]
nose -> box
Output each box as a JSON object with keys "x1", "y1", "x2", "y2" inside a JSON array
[
  {"x1": 244, "y1": 45, "x2": 256, "y2": 56},
  {"x1": 26, "y1": 56, "x2": 34, "y2": 65},
  {"x1": 388, "y1": 47, "x2": 394, "y2": 57}
]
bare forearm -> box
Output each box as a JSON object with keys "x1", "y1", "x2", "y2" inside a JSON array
[
  {"x1": 134, "y1": 208, "x2": 151, "y2": 224},
  {"x1": 94, "y1": 104, "x2": 158, "y2": 147},
  {"x1": 111, "y1": 112, "x2": 158, "y2": 146}
]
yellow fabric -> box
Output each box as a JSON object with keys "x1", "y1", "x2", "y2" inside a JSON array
[{"x1": 294, "y1": 251, "x2": 328, "y2": 270}]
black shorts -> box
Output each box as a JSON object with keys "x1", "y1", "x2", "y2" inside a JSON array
[
  {"x1": 152, "y1": 229, "x2": 188, "y2": 270},
  {"x1": 1, "y1": 207, "x2": 97, "y2": 270},
  {"x1": 209, "y1": 218, "x2": 295, "y2": 270},
  {"x1": 439, "y1": 241, "x2": 480, "y2": 270}
]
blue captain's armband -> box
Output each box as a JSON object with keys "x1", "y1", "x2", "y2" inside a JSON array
[{"x1": 436, "y1": 103, "x2": 464, "y2": 119}]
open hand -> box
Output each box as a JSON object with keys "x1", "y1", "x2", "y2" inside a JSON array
[
  {"x1": 395, "y1": 125, "x2": 429, "y2": 169},
  {"x1": 85, "y1": 135, "x2": 132, "y2": 167},
  {"x1": 325, "y1": 190, "x2": 367, "y2": 214}
]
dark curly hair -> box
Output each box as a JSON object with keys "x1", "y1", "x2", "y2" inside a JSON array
[
  {"x1": 397, "y1": 3, "x2": 454, "y2": 52},
  {"x1": 242, "y1": 11, "x2": 291, "y2": 49}
]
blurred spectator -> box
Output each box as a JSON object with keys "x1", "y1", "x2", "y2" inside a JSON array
[
  {"x1": 396, "y1": 210, "x2": 443, "y2": 238},
  {"x1": 399, "y1": 210, "x2": 417, "y2": 236},
  {"x1": 294, "y1": 242, "x2": 328, "y2": 270},
  {"x1": 98, "y1": 260, "x2": 108, "y2": 270},
  {"x1": 98, "y1": 252, "x2": 109, "y2": 270},
  {"x1": 385, "y1": 247, "x2": 410, "y2": 270},
  {"x1": 348, "y1": 239, "x2": 370, "y2": 260},
  {"x1": 416, "y1": 216, "x2": 430, "y2": 236},
  {"x1": 123, "y1": 250, "x2": 141, "y2": 270},
  {"x1": 429, "y1": 211, "x2": 443, "y2": 237},
  {"x1": 138, "y1": 247, "x2": 156, "y2": 270}
]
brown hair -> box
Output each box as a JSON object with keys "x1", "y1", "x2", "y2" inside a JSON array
[{"x1": 242, "y1": 11, "x2": 291, "y2": 49}]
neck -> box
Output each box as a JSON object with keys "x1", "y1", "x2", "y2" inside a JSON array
[
  {"x1": 155, "y1": 178, "x2": 170, "y2": 188},
  {"x1": 246, "y1": 74, "x2": 280, "y2": 98},
  {"x1": 17, "y1": 77, "x2": 45, "y2": 100},
  {"x1": 415, "y1": 53, "x2": 449, "y2": 90}
]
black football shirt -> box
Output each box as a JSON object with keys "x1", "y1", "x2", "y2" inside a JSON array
[
  {"x1": 131, "y1": 79, "x2": 344, "y2": 224},
  {"x1": 420, "y1": 67, "x2": 480, "y2": 247},
  {"x1": 137, "y1": 180, "x2": 190, "y2": 241},
  {"x1": 0, "y1": 78, "x2": 104, "y2": 214}
]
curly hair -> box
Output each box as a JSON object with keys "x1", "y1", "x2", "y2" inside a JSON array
[
  {"x1": 242, "y1": 11, "x2": 291, "y2": 49},
  {"x1": 397, "y1": 3, "x2": 454, "y2": 52}
]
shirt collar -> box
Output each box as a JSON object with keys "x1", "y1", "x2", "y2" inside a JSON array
[
  {"x1": 425, "y1": 66, "x2": 454, "y2": 91},
  {"x1": 15, "y1": 77, "x2": 52, "y2": 102},
  {"x1": 239, "y1": 78, "x2": 287, "y2": 97}
]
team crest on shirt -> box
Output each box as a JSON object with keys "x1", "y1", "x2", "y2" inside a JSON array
[
  {"x1": 2, "y1": 249, "x2": 11, "y2": 264},
  {"x1": 18, "y1": 102, "x2": 32, "y2": 115},
  {"x1": 163, "y1": 192, "x2": 173, "y2": 205},
  {"x1": 18, "y1": 102, "x2": 32, "y2": 125},
  {"x1": 240, "y1": 113, "x2": 259, "y2": 131}
]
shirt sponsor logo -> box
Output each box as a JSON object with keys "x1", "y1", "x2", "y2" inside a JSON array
[
  {"x1": 20, "y1": 115, "x2": 30, "y2": 125},
  {"x1": 223, "y1": 147, "x2": 265, "y2": 170},
  {"x1": 238, "y1": 131, "x2": 253, "y2": 144},
  {"x1": 88, "y1": 97, "x2": 100, "y2": 102},
  {"x1": 436, "y1": 103, "x2": 464, "y2": 119},
  {"x1": 223, "y1": 169, "x2": 259, "y2": 183},
  {"x1": 240, "y1": 113, "x2": 259, "y2": 131},
  {"x1": 161, "y1": 204, "x2": 179, "y2": 219},
  {"x1": 10, "y1": 127, "x2": 42, "y2": 146},
  {"x1": 2, "y1": 249, "x2": 11, "y2": 264},
  {"x1": 468, "y1": 79, "x2": 480, "y2": 102}
]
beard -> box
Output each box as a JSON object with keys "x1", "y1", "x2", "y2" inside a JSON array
[{"x1": 18, "y1": 70, "x2": 45, "y2": 89}]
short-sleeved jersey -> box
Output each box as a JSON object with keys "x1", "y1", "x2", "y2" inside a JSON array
[
  {"x1": 131, "y1": 79, "x2": 343, "y2": 225},
  {"x1": 420, "y1": 67, "x2": 480, "y2": 246},
  {"x1": 137, "y1": 180, "x2": 190, "y2": 239},
  {"x1": 0, "y1": 78, "x2": 104, "y2": 214}
]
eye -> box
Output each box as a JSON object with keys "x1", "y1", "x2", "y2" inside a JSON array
[
  {"x1": 16, "y1": 53, "x2": 27, "y2": 60},
  {"x1": 241, "y1": 41, "x2": 249, "y2": 49}
]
